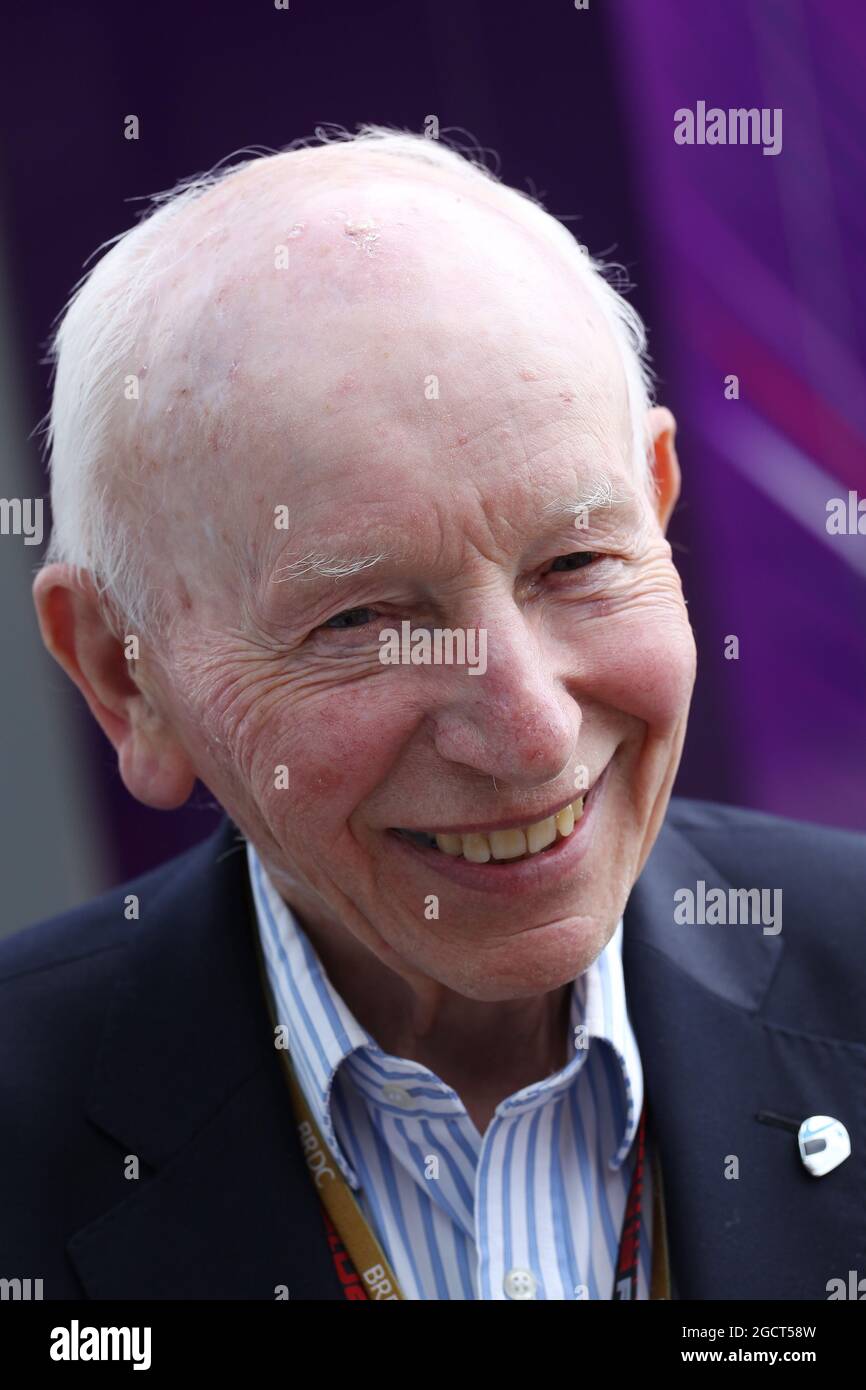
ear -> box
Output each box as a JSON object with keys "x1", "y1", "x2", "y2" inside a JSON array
[
  {"x1": 32, "y1": 564, "x2": 196, "y2": 810},
  {"x1": 645, "y1": 406, "x2": 681, "y2": 532}
]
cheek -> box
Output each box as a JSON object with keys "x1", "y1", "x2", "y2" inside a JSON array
[
  {"x1": 573, "y1": 606, "x2": 696, "y2": 730},
  {"x1": 242, "y1": 684, "x2": 419, "y2": 826}
]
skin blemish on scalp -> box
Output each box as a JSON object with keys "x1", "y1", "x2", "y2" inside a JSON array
[
  {"x1": 519, "y1": 368, "x2": 540, "y2": 381},
  {"x1": 343, "y1": 216, "x2": 380, "y2": 254}
]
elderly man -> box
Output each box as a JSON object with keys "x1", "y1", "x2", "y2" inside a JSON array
[{"x1": 2, "y1": 128, "x2": 863, "y2": 1303}]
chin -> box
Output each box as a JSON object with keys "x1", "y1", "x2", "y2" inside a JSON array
[{"x1": 423, "y1": 911, "x2": 617, "y2": 1000}]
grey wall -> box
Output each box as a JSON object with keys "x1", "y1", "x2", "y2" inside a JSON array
[{"x1": 0, "y1": 231, "x2": 106, "y2": 937}]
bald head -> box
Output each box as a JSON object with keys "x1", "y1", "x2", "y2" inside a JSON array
[
  {"x1": 43, "y1": 128, "x2": 654, "y2": 639},
  {"x1": 116, "y1": 169, "x2": 634, "y2": 636}
]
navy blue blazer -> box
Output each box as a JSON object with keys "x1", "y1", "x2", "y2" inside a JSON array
[{"x1": 1, "y1": 799, "x2": 864, "y2": 1300}]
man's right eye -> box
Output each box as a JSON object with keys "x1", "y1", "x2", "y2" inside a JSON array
[{"x1": 321, "y1": 607, "x2": 378, "y2": 631}]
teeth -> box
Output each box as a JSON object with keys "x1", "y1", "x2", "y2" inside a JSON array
[
  {"x1": 526, "y1": 816, "x2": 557, "y2": 853},
  {"x1": 462, "y1": 834, "x2": 491, "y2": 864},
  {"x1": 426, "y1": 796, "x2": 585, "y2": 863},
  {"x1": 435, "y1": 833, "x2": 462, "y2": 856},
  {"x1": 489, "y1": 829, "x2": 527, "y2": 860}
]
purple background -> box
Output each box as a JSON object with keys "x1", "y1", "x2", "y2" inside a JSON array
[{"x1": 3, "y1": 0, "x2": 864, "y2": 886}]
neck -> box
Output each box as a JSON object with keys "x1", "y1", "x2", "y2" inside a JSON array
[{"x1": 288, "y1": 905, "x2": 572, "y2": 1135}]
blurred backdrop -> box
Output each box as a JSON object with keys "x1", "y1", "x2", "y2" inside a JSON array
[{"x1": 1, "y1": 0, "x2": 864, "y2": 936}]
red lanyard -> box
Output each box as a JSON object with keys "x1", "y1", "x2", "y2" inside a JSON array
[{"x1": 613, "y1": 1100, "x2": 648, "y2": 1299}]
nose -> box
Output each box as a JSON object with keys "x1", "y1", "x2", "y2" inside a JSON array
[{"x1": 430, "y1": 607, "x2": 579, "y2": 789}]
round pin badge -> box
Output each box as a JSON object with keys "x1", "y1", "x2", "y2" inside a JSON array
[{"x1": 797, "y1": 1114, "x2": 851, "y2": 1177}]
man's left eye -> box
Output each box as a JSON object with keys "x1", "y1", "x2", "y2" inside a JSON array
[
  {"x1": 321, "y1": 606, "x2": 378, "y2": 630},
  {"x1": 548, "y1": 551, "x2": 598, "y2": 572}
]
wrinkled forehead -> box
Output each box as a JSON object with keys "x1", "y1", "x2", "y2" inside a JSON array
[{"x1": 116, "y1": 170, "x2": 635, "y2": 617}]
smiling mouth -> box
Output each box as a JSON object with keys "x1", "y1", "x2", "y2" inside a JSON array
[{"x1": 391, "y1": 792, "x2": 588, "y2": 865}]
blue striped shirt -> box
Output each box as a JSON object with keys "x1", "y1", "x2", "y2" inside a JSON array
[{"x1": 248, "y1": 841, "x2": 654, "y2": 1300}]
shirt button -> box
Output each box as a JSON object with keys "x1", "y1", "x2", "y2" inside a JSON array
[
  {"x1": 503, "y1": 1268, "x2": 537, "y2": 1300},
  {"x1": 382, "y1": 1084, "x2": 413, "y2": 1108}
]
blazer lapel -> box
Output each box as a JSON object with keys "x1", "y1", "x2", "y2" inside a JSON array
[
  {"x1": 68, "y1": 819, "x2": 345, "y2": 1300},
  {"x1": 624, "y1": 818, "x2": 866, "y2": 1300}
]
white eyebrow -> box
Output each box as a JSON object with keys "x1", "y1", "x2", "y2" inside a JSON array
[
  {"x1": 542, "y1": 474, "x2": 630, "y2": 521},
  {"x1": 271, "y1": 550, "x2": 387, "y2": 584},
  {"x1": 269, "y1": 479, "x2": 630, "y2": 591}
]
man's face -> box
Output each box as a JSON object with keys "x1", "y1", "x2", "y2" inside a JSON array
[{"x1": 133, "y1": 174, "x2": 697, "y2": 1000}]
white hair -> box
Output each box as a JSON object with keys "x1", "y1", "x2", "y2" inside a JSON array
[{"x1": 42, "y1": 123, "x2": 656, "y2": 637}]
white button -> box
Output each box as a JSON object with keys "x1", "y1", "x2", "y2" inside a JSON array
[
  {"x1": 503, "y1": 1268, "x2": 537, "y2": 1300},
  {"x1": 382, "y1": 1084, "x2": 413, "y2": 1108}
]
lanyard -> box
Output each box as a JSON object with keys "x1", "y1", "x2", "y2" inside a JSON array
[
  {"x1": 614, "y1": 1100, "x2": 671, "y2": 1300},
  {"x1": 250, "y1": 896, "x2": 671, "y2": 1301}
]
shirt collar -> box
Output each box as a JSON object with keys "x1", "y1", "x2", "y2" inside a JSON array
[{"x1": 247, "y1": 841, "x2": 643, "y2": 1185}]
